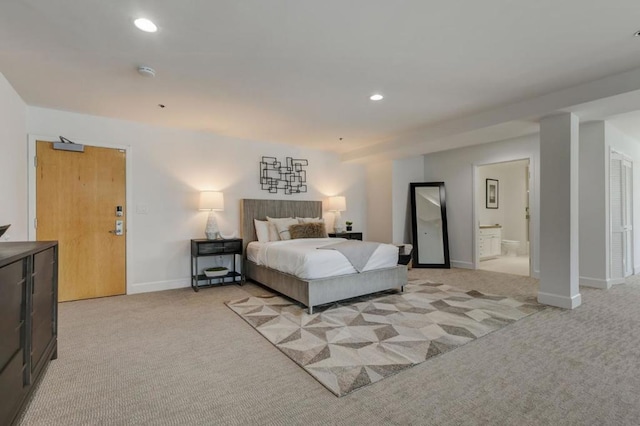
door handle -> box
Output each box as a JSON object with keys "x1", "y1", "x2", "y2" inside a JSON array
[{"x1": 109, "y1": 220, "x2": 124, "y2": 236}]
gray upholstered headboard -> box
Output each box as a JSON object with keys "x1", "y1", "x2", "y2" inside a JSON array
[{"x1": 240, "y1": 199, "x2": 323, "y2": 252}]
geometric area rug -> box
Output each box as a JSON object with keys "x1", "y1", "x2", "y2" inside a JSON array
[{"x1": 226, "y1": 280, "x2": 544, "y2": 397}]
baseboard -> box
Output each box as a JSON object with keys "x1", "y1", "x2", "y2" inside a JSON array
[
  {"x1": 537, "y1": 291, "x2": 582, "y2": 309},
  {"x1": 635, "y1": 265, "x2": 640, "y2": 275},
  {"x1": 580, "y1": 276, "x2": 610, "y2": 289},
  {"x1": 531, "y1": 269, "x2": 540, "y2": 279},
  {"x1": 607, "y1": 278, "x2": 625, "y2": 286},
  {"x1": 128, "y1": 278, "x2": 190, "y2": 294},
  {"x1": 451, "y1": 260, "x2": 474, "y2": 269}
]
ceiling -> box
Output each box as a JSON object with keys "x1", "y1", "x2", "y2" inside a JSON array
[{"x1": 2, "y1": 1, "x2": 640, "y2": 159}]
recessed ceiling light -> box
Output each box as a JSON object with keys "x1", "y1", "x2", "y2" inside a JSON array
[
  {"x1": 370, "y1": 94, "x2": 384, "y2": 101},
  {"x1": 635, "y1": 30, "x2": 640, "y2": 37},
  {"x1": 134, "y1": 18, "x2": 157, "y2": 33}
]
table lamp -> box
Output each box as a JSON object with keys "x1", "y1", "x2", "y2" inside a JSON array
[
  {"x1": 328, "y1": 196, "x2": 346, "y2": 233},
  {"x1": 199, "y1": 191, "x2": 224, "y2": 239}
]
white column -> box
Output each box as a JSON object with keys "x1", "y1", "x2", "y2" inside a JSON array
[{"x1": 538, "y1": 113, "x2": 581, "y2": 309}]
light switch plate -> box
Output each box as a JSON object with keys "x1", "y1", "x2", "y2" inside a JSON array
[{"x1": 136, "y1": 204, "x2": 149, "y2": 214}]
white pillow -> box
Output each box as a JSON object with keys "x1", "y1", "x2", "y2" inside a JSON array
[
  {"x1": 254, "y1": 219, "x2": 270, "y2": 243},
  {"x1": 267, "y1": 217, "x2": 299, "y2": 240},
  {"x1": 296, "y1": 217, "x2": 321, "y2": 223},
  {"x1": 296, "y1": 217, "x2": 328, "y2": 237},
  {"x1": 268, "y1": 222, "x2": 280, "y2": 241},
  {"x1": 255, "y1": 219, "x2": 280, "y2": 242}
]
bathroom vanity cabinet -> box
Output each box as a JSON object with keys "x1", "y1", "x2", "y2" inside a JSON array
[{"x1": 479, "y1": 226, "x2": 501, "y2": 260}]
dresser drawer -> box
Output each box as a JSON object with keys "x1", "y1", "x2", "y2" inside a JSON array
[
  {"x1": 0, "y1": 260, "x2": 25, "y2": 368},
  {"x1": 192, "y1": 239, "x2": 243, "y2": 256},
  {"x1": 0, "y1": 349, "x2": 25, "y2": 424},
  {"x1": 223, "y1": 241, "x2": 242, "y2": 253},
  {"x1": 479, "y1": 228, "x2": 501, "y2": 236},
  {"x1": 196, "y1": 242, "x2": 225, "y2": 255}
]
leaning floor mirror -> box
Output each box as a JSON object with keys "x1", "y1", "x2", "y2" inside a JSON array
[{"x1": 410, "y1": 182, "x2": 450, "y2": 268}]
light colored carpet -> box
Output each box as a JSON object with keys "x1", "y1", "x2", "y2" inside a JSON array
[
  {"x1": 227, "y1": 280, "x2": 544, "y2": 396},
  {"x1": 17, "y1": 268, "x2": 640, "y2": 425}
]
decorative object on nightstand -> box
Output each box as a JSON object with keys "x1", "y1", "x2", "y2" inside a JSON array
[
  {"x1": 204, "y1": 266, "x2": 229, "y2": 277},
  {"x1": 191, "y1": 238, "x2": 243, "y2": 291},
  {"x1": 345, "y1": 221, "x2": 353, "y2": 231},
  {"x1": 328, "y1": 196, "x2": 346, "y2": 233},
  {"x1": 199, "y1": 191, "x2": 224, "y2": 240}
]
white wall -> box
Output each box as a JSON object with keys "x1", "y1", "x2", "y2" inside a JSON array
[
  {"x1": 365, "y1": 160, "x2": 393, "y2": 243},
  {"x1": 579, "y1": 122, "x2": 608, "y2": 287},
  {"x1": 392, "y1": 156, "x2": 425, "y2": 243},
  {"x1": 0, "y1": 73, "x2": 28, "y2": 241},
  {"x1": 365, "y1": 156, "x2": 424, "y2": 246},
  {"x1": 423, "y1": 134, "x2": 539, "y2": 272},
  {"x1": 26, "y1": 107, "x2": 367, "y2": 293}
]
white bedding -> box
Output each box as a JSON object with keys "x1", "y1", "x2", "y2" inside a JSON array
[{"x1": 247, "y1": 238, "x2": 398, "y2": 279}]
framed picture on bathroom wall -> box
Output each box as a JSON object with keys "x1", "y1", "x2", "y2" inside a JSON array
[{"x1": 486, "y1": 179, "x2": 499, "y2": 209}]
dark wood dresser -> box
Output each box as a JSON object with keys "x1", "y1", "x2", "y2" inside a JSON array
[{"x1": 0, "y1": 241, "x2": 58, "y2": 426}]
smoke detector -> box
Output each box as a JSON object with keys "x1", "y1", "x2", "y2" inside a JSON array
[{"x1": 137, "y1": 66, "x2": 156, "y2": 77}]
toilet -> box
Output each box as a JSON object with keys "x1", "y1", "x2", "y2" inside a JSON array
[{"x1": 502, "y1": 240, "x2": 519, "y2": 257}]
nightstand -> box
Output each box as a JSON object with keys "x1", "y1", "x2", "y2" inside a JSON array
[
  {"x1": 190, "y1": 238, "x2": 243, "y2": 291},
  {"x1": 397, "y1": 244, "x2": 413, "y2": 267},
  {"x1": 328, "y1": 232, "x2": 363, "y2": 240}
]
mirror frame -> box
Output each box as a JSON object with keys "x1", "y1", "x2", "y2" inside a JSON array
[{"x1": 410, "y1": 182, "x2": 451, "y2": 268}]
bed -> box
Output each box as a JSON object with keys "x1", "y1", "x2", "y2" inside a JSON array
[{"x1": 240, "y1": 199, "x2": 407, "y2": 313}]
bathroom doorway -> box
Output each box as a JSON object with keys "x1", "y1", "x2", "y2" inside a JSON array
[{"x1": 475, "y1": 159, "x2": 531, "y2": 277}]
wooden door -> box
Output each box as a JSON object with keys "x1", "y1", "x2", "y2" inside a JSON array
[{"x1": 36, "y1": 141, "x2": 126, "y2": 301}]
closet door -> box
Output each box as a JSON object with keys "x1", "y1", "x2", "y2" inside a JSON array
[
  {"x1": 622, "y1": 158, "x2": 633, "y2": 277},
  {"x1": 610, "y1": 153, "x2": 633, "y2": 280}
]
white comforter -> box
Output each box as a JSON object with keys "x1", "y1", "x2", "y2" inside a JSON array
[{"x1": 247, "y1": 238, "x2": 398, "y2": 280}]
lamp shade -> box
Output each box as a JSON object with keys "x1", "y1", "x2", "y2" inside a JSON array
[
  {"x1": 328, "y1": 196, "x2": 346, "y2": 212},
  {"x1": 199, "y1": 191, "x2": 224, "y2": 211}
]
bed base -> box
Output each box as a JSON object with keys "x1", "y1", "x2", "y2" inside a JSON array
[{"x1": 245, "y1": 260, "x2": 407, "y2": 314}]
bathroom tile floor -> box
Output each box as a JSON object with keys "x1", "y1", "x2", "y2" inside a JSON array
[{"x1": 479, "y1": 255, "x2": 530, "y2": 276}]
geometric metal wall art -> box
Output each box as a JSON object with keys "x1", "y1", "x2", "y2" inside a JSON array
[{"x1": 259, "y1": 156, "x2": 308, "y2": 194}]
